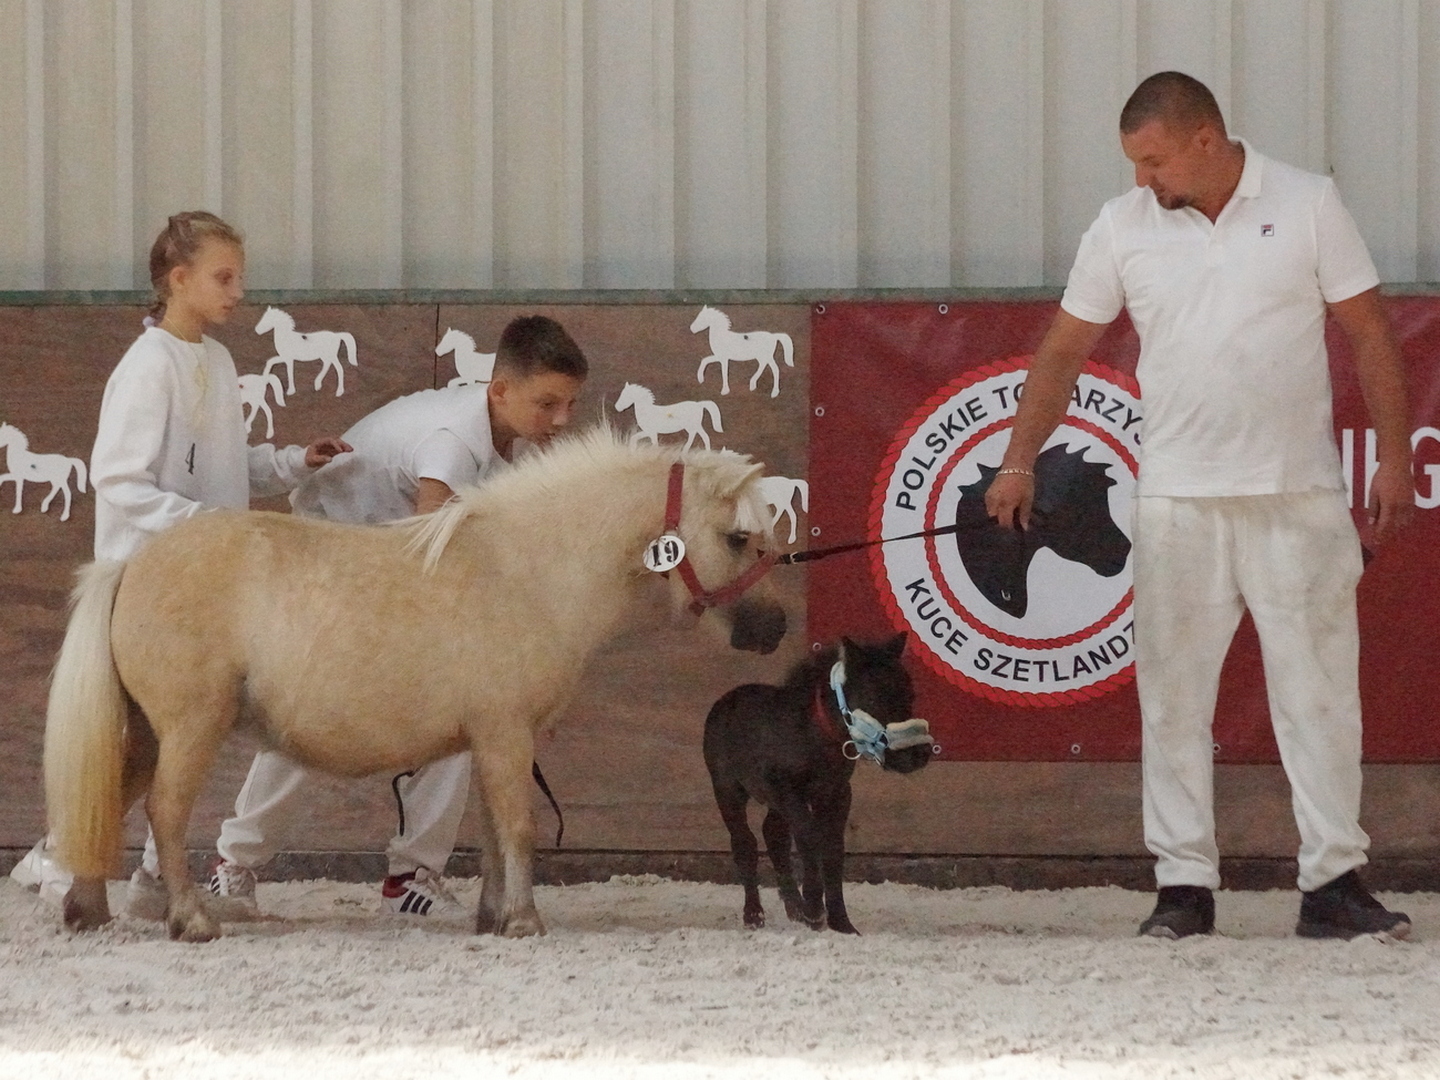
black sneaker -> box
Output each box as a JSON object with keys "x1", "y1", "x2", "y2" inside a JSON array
[
  {"x1": 1138, "y1": 885, "x2": 1215, "y2": 939},
  {"x1": 1296, "y1": 870, "x2": 1410, "y2": 940}
]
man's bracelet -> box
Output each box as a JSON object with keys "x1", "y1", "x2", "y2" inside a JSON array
[{"x1": 996, "y1": 467, "x2": 1035, "y2": 478}]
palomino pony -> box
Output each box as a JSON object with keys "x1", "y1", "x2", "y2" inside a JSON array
[
  {"x1": 690, "y1": 305, "x2": 795, "y2": 398},
  {"x1": 256, "y1": 306, "x2": 358, "y2": 397},
  {"x1": 46, "y1": 429, "x2": 787, "y2": 942}
]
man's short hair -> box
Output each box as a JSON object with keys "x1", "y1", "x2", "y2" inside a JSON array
[
  {"x1": 494, "y1": 315, "x2": 589, "y2": 381},
  {"x1": 1120, "y1": 71, "x2": 1226, "y2": 136}
]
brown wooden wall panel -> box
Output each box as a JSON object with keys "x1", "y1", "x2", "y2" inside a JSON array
[{"x1": 0, "y1": 301, "x2": 815, "y2": 858}]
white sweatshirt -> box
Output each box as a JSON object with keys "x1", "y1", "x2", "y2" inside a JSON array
[{"x1": 91, "y1": 326, "x2": 311, "y2": 561}]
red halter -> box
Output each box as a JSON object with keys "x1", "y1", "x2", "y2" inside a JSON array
[{"x1": 664, "y1": 462, "x2": 778, "y2": 617}]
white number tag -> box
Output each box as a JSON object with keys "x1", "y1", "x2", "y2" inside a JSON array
[{"x1": 643, "y1": 533, "x2": 686, "y2": 573}]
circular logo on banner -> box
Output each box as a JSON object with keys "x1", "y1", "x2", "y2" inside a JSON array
[{"x1": 869, "y1": 359, "x2": 1142, "y2": 707}]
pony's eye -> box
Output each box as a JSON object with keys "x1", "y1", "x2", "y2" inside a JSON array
[{"x1": 725, "y1": 531, "x2": 750, "y2": 552}]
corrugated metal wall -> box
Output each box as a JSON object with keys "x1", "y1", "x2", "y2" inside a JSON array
[{"x1": 0, "y1": 0, "x2": 1436, "y2": 293}]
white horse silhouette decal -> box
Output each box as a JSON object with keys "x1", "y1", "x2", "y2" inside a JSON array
[
  {"x1": 614, "y1": 383, "x2": 723, "y2": 451},
  {"x1": 0, "y1": 422, "x2": 88, "y2": 522},
  {"x1": 256, "y1": 307, "x2": 358, "y2": 397},
  {"x1": 690, "y1": 305, "x2": 795, "y2": 398},
  {"x1": 436, "y1": 327, "x2": 497, "y2": 387},
  {"x1": 756, "y1": 475, "x2": 810, "y2": 544},
  {"x1": 238, "y1": 372, "x2": 287, "y2": 439}
]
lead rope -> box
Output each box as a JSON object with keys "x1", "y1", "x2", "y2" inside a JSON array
[
  {"x1": 391, "y1": 763, "x2": 564, "y2": 847},
  {"x1": 779, "y1": 517, "x2": 1012, "y2": 565},
  {"x1": 532, "y1": 761, "x2": 564, "y2": 848},
  {"x1": 391, "y1": 770, "x2": 415, "y2": 835}
]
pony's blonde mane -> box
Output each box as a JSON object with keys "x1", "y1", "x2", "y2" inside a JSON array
[{"x1": 402, "y1": 425, "x2": 770, "y2": 571}]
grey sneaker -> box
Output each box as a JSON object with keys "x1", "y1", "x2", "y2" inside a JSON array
[
  {"x1": 9, "y1": 838, "x2": 72, "y2": 906},
  {"x1": 207, "y1": 858, "x2": 259, "y2": 917},
  {"x1": 124, "y1": 866, "x2": 169, "y2": 921},
  {"x1": 1296, "y1": 870, "x2": 1410, "y2": 940},
  {"x1": 1138, "y1": 885, "x2": 1215, "y2": 939}
]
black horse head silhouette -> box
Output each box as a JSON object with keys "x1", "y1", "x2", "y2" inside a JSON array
[{"x1": 953, "y1": 444, "x2": 1131, "y2": 619}]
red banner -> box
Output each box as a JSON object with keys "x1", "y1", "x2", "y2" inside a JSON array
[{"x1": 808, "y1": 298, "x2": 1440, "y2": 763}]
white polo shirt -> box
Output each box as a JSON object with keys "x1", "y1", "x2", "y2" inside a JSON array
[
  {"x1": 1061, "y1": 139, "x2": 1380, "y2": 497},
  {"x1": 290, "y1": 383, "x2": 506, "y2": 523}
]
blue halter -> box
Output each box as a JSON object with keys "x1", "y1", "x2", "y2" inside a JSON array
[{"x1": 828, "y1": 660, "x2": 937, "y2": 764}]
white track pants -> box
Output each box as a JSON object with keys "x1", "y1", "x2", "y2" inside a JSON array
[
  {"x1": 1134, "y1": 491, "x2": 1369, "y2": 894},
  {"x1": 199, "y1": 749, "x2": 472, "y2": 877}
]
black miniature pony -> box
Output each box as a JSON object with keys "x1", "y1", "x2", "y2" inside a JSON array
[
  {"x1": 703, "y1": 633, "x2": 931, "y2": 934},
  {"x1": 954, "y1": 442, "x2": 1131, "y2": 618}
]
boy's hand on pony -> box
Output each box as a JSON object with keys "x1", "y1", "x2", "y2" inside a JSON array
[{"x1": 305, "y1": 437, "x2": 352, "y2": 468}]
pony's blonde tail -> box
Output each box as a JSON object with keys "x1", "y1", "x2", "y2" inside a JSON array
[{"x1": 44, "y1": 560, "x2": 128, "y2": 878}]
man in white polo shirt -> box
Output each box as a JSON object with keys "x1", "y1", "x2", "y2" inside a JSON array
[{"x1": 987, "y1": 72, "x2": 1415, "y2": 940}]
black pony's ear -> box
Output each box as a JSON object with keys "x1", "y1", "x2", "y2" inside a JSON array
[{"x1": 884, "y1": 632, "x2": 908, "y2": 659}]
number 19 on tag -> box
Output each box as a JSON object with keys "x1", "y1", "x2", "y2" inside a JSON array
[{"x1": 643, "y1": 533, "x2": 686, "y2": 573}]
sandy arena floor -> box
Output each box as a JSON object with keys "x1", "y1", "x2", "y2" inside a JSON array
[{"x1": 2, "y1": 875, "x2": 1438, "y2": 1079}]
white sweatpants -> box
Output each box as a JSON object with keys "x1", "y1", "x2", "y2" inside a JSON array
[
  {"x1": 142, "y1": 750, "x2": 472, "y2": 878},
  {"x1": 1133, "y1": 491, "x2": 1369, "y2": 894}
]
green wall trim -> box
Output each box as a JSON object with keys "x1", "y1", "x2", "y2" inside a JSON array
[
  {"x1": 0, "y1": 287, "x2": 1057, "y2": 306},
  {"x1": 2, "y1": 283, "x2": 1435, "y2": 307},
  {"x1": 2, "y1": 283, "x2": 1428, "y2": 308}
]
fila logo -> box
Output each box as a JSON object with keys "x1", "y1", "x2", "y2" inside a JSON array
[{"x1": 1261, "y1": 224, "x2": 1275, "y2": 236}]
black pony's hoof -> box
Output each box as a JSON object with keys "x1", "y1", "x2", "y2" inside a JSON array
[
  {"x1": 827, "y1": 915, "x2": 860, "y2": 935},
  {"x1": 743, "y1": 905, "x2": 765, "y2": 929}
]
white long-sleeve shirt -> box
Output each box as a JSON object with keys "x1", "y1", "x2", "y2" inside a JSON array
[{"x1": 91, "y1": 326, "x2": 311, "y2": 561}]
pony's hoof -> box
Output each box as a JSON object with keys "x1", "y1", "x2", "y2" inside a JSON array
[
  {"x1": 827, "y1": 916, "x2": 860, "y2": 935},
  {"x1": 497, "y1": 910, "x2": 546, "y2": 938},
  {"x1": 743, "y1": 907, "x2": 766, "y2": 930},
  {"x1": 474, "y1": 907, "x2": 499, "y2": 934},
  {"x1": 61, "y1": 879, "x2": 112, "y2": 932},
  {"x1": 62, "y1": 897, "x2": 113, "y2": 933},
  {"x1": 168, "y1": 909, "x2": 222, "y2": 943}
]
